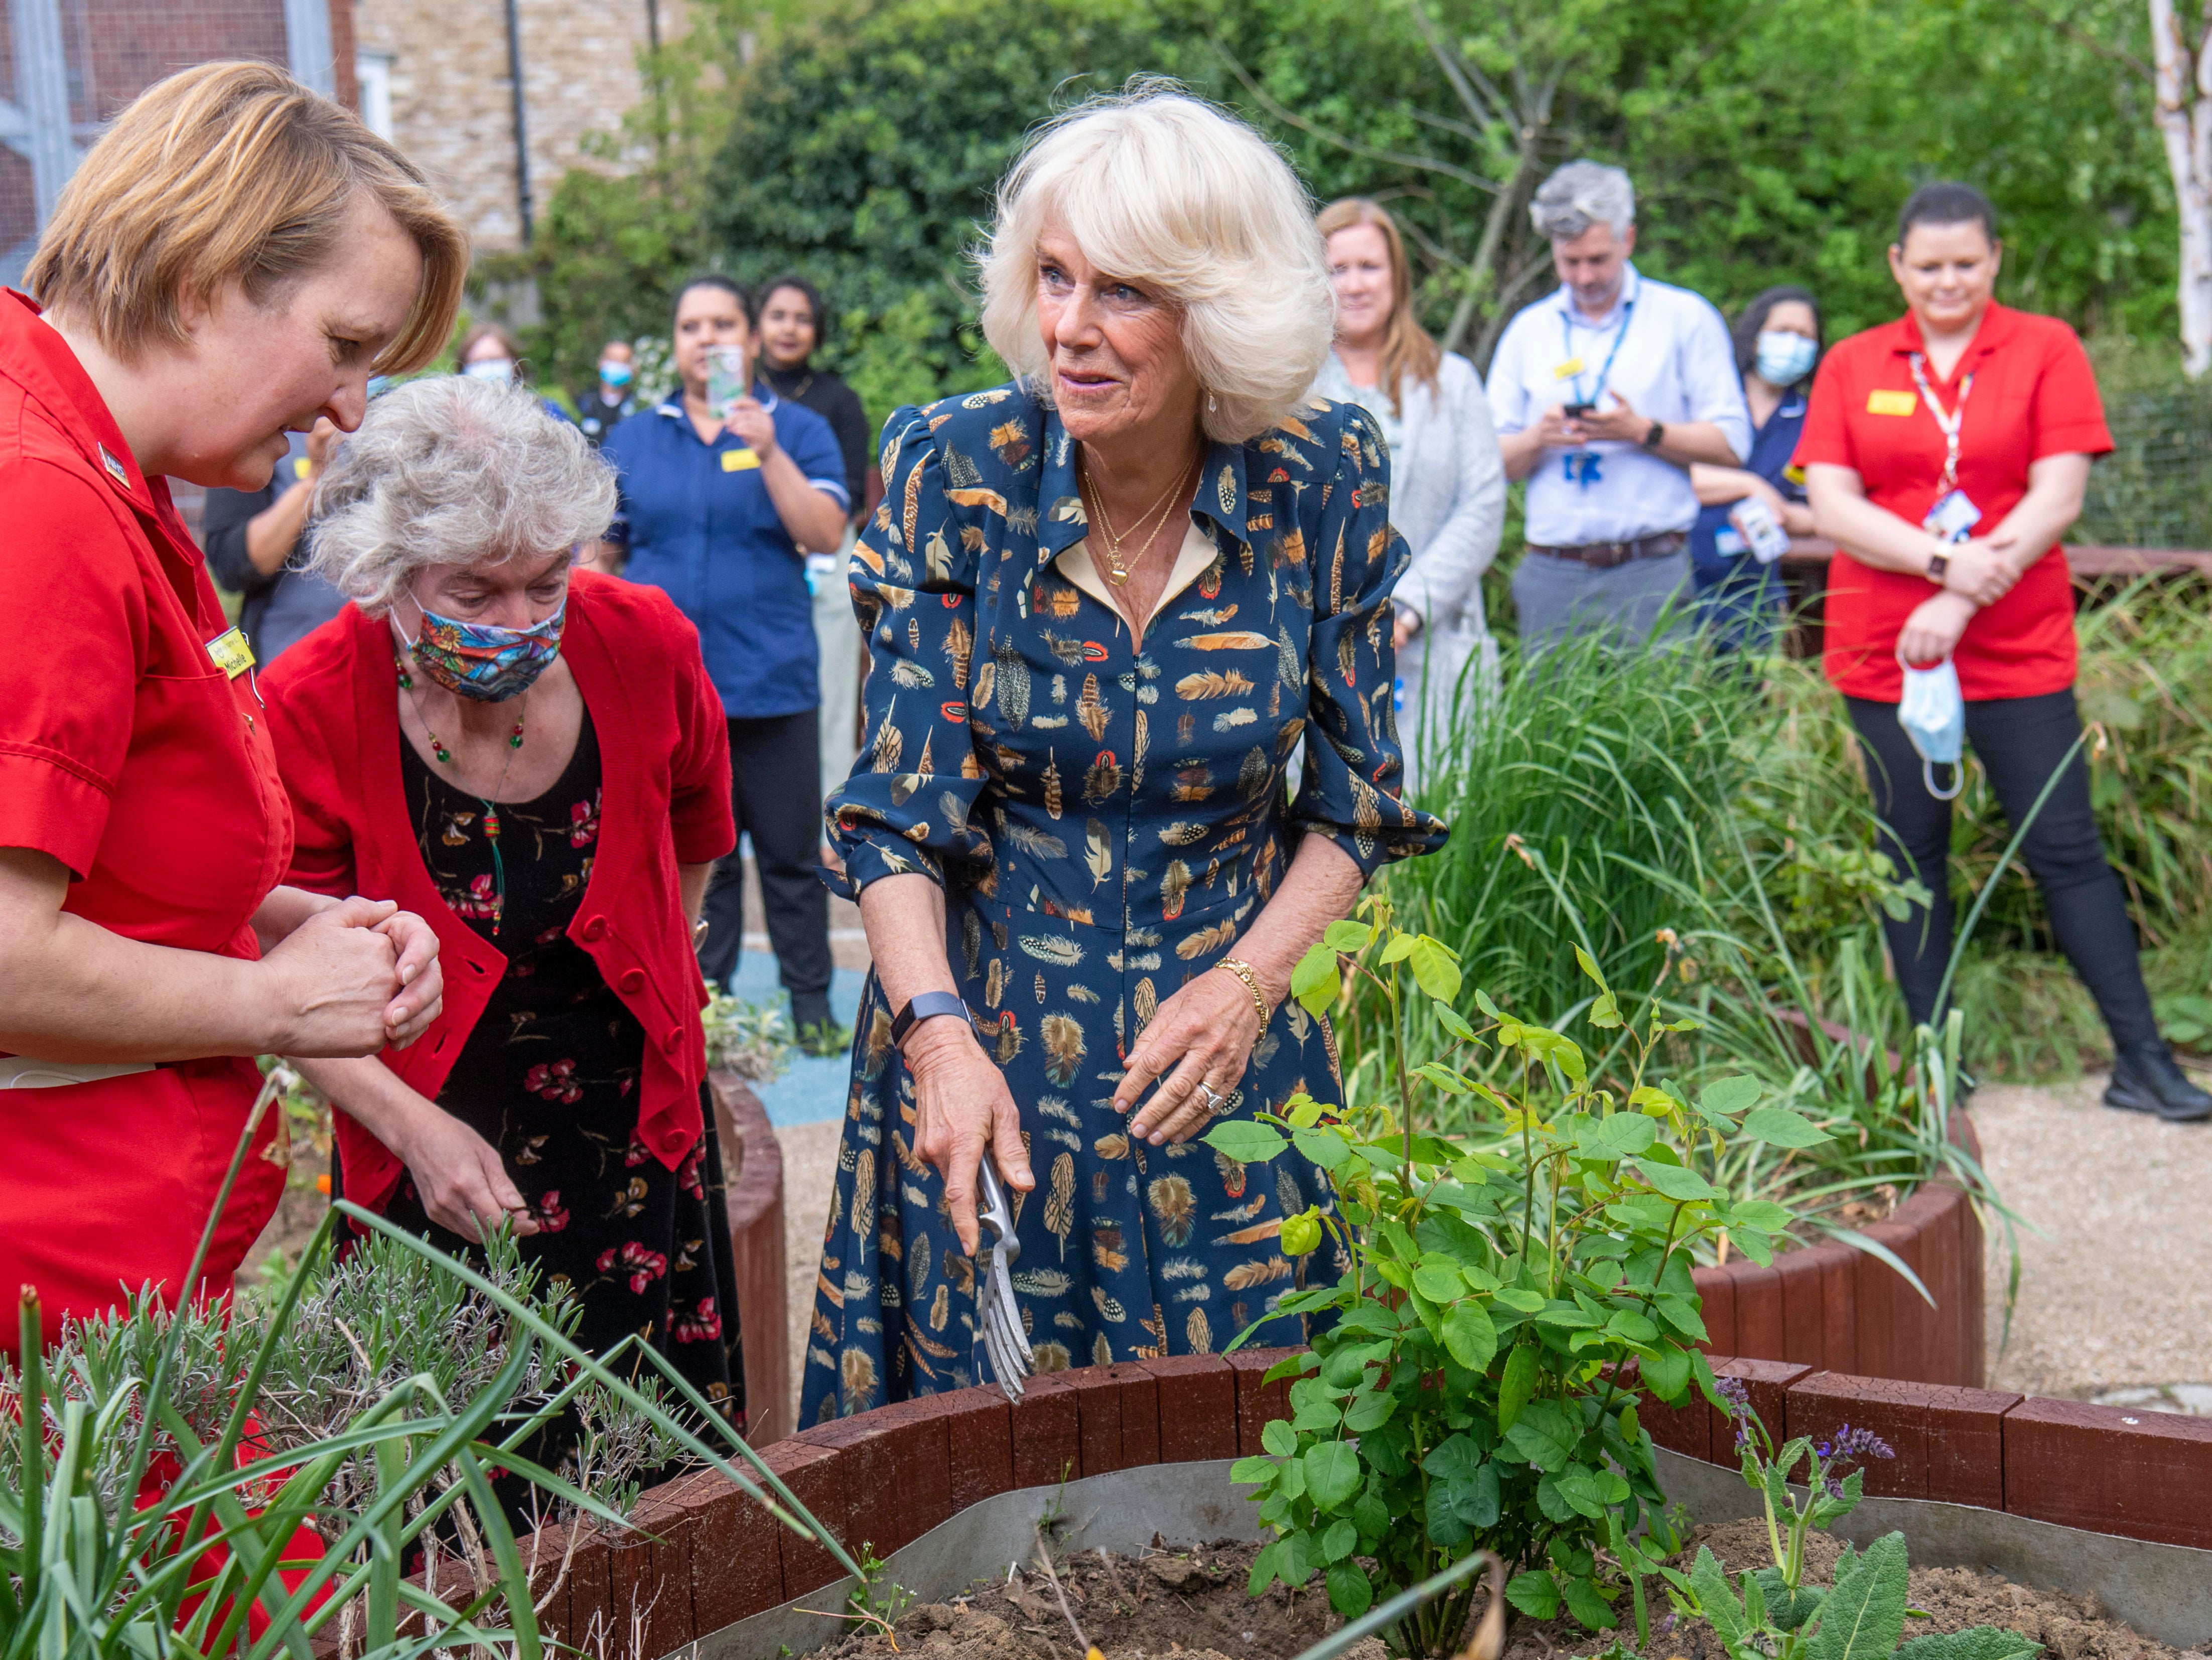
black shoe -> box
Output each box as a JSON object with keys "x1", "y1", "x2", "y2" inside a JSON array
[{"x1": 2104, "y1": 1042, "x2": 2212, "y2": 1123}]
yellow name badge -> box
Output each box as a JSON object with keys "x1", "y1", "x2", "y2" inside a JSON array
[
  {"x1": 293, "y1": 456, "x2": 312, "y2": 481},
  {"x1": 1867, "y1": 388, "x2": 1918, "y2": 417},
  {"x1": 1553, "y1": 357, "x2": 1586, "y2": 380},
  {"x1": 205, "y1": 625, "x2": 255, "y2": 680},
  {"x1": 721, "y1": 448, "x2": 762, "y2": 472}
]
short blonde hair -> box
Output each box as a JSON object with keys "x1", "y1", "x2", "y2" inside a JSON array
[
  {"x1": 307, "y1": 377, "x2": 617, "y2": 615},
  {"x1": 977, "y1": 83, "x2": 1331, "y2": 444},
  {"x1": 27, "y1": 61, "x2": 466, "y2": 374}
]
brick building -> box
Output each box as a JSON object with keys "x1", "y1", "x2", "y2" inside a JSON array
[
  {"x1": 351, "y1": 0, "x2": 677, "y2": 256},
  {"x1": 0, "y1": 0, "x2": 357, "y2": 285}
]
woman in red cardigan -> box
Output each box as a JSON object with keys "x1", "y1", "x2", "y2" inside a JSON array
[{"x1": 264, "y1": 375, "x2": 745, "y2": 1422}]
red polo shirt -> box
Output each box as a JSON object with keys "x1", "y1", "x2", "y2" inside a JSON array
[
  {"x1": 0, "y1": 289, "x2": 291, "y2": 1342},
  {"x1": 1792, "y1": 303, "x2": 2112, "y2": 702}
]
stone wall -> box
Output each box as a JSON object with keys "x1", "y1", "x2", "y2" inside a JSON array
[{"x1": 350, "y1": 0, "x2": 680, "y2": 253}]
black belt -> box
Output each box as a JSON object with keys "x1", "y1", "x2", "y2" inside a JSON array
[{"x1": 1525, "y1": 530, "x2": 1688, "y2": 570}]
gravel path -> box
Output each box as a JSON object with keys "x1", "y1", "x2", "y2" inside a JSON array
[
  {"x1": 1975, "y1": 1069, "x2": 2212, "y2": 1400},
  {"x1": 779, "y1": 1117, "x2": 843, "y2": 1432}
]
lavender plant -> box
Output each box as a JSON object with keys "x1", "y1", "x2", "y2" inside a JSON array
[{"x1": 1661, "y1": 1385, "x2": 2040, "y2": 1659}]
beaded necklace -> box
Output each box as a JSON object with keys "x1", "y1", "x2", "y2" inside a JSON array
[{"x1": 396, "y1": 650, "x2": 526, "y2": 935}]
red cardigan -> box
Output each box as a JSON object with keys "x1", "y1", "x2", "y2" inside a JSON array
[{"x1": 263, "y1": 571, "x2": 736, "y2": 1211}]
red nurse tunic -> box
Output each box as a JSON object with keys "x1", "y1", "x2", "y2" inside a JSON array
[{"x1": 0, "y1": 291, "x2": 294, "y2": 1347}]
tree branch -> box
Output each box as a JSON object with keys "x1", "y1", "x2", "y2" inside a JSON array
[
  {"x1": 1209, "y1": 33, "x2": 1500, "y2": 194},
  {"x1": 1406, "y1": 0, "x2": 1517, "y2": 129},
  {"x1": 2000, "y1": 0, "x2": 2154, "y2": 82}
]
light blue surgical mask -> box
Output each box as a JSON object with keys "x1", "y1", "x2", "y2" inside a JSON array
[
  {"x1": 463, "y1": 357, "x2": 517, "y2": 384},
  {"x1": 598, "y1": 358, "x2": 635, "y2": 388},
  {"x1": 1897, "y1": 654, "x2": 1965, "y2": 799},
  {"x1": 1754, "y1": 330, "x2": 1818, "y2": 388}
]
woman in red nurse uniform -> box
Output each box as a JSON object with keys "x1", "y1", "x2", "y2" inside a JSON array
[{"x1": 0, "y1": 62, "x2": 470, "y2": 1345}]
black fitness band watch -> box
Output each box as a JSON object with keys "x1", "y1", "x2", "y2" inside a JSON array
[
  {"x1": 891, "y1": 990, "x2": 971, "y2": 1046},
  {"x1": 1641, "y1": 420, "x2": 1667, "y2": 450}
]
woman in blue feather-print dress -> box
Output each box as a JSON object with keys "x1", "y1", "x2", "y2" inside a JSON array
[{"x1": 800, "y1": 88, "x2": 1448, "y2": 1426}]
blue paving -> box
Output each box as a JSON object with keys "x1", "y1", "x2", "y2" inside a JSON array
[{"x1": 725, "y1": 950, "x2": 868, "y2": 1126}]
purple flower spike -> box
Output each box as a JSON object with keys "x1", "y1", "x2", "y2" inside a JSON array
[
  {"x1": 1716, "y1": 1376, "x2": 1752, "y2": 1419},
  {"x1": 1823, "y1": 1424, "x2": 1897, "y2": 1464}
]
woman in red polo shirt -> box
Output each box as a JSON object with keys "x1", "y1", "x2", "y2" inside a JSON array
[
  {"x1": 1799, "y1": 181, "x2": 2209, "y2": 1123},
  {"x1": 0, "y1": 63, "x2": 468, "y2": 1344},
  {"x1": 263, "y1": 375, "x2": 745, "y2": 1423}
]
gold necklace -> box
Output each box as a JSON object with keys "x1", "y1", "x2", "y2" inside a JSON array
[{"x1": 1080, "y1": 454, "x2": 1197, "y2": 585}]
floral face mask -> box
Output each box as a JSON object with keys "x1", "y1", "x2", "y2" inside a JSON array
[{"x1": 398, "y1": 596, "x2": 566, "y2": 702}]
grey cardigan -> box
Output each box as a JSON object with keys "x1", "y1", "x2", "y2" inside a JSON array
[{"x1": 1315, "y1": 349, "x2": 1506, "y2": 714}]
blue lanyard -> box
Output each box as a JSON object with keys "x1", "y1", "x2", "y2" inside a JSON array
[{"x1": 1562, "y1": 298, "x2": 1635, "y2": 407}]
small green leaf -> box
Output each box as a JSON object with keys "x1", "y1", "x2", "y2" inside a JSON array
[
  {"x1": 1606, "y1": 1309, "x2": 1658, "y2": 1344},
  {"x1": 1639, "y1": 1342, "x2": 1692, "y2": 1402},
  {"x1": 1498, "y1": 1342, "x2": 1538, "y2": 1430},
  {"x1": 1325, "y1": 1561, "x2": 1373, "y2": 1618},
  {"x1": 1408, "y1": 936, "x2": 1463, "y2": 1002},
  {"x1": 1343, "y1": 1389, "x2": 1397, "y2": 1433},
  {"x1": 1728, "y1": 1198, "x2": 1793, "y2": 1231},
  {"x1": 1446, "y1": 1462, "x2": 1501, "y2": 1528},
  {"x1": 1442, "y1": 1301, "x2": 1498, "y2": 1371},
  {"x1": 1698, "y1": 1076, "x2": 1763, "y2": 1118},
  {"x1": 1291, "y1": 1127, "x2": 1353, "y2": 1171},
  {"x1": 1412, "y1": 1259, "x2": 1465, "y2": 1303},
  {"x1": 1413, "y1": 1060, "x2": 1473, "y2": 1094},
  {"x1": 1246, "y1": 1539, "x2": 1280, "y2": 1597},
  {"x1": 1503, "y1": 1400, "x2": 1579, "y2": 1472},
  {"x1": 1203, "y1": 1121, "x2": 1287, "y2": 1163},
  {"x1": 1320, "y1": 1518, "x2": 1358, "y2": 1563},
  {"x1": 1377, "y1": 932, "x2": 1417, "y2": 963},
  {"x1": 1561, "y1": 1573, "x2": 1618, "y2": 1631},
  {"x1": 1740, "y1": 1106, "x2": 1836, "y2": 1148},
  {"x1": 1291, "y1": 942, "x2": 1339, "y2": 1016},
  {"x1": 1894, "y1": 1628, "x2": 2047, "y2": 1660},
  {"x1": 1260, "y1": 1419, "x2": 1297, "y2": 1458},
  {"x1": 1434, "y1": 1001, "x2": 1477, "y2": 1043},
  {"x1": 1503, "y1": 1569, "x2": 1562, "y2": 1620},
  {"x1": 1322, "y1": 919, "x2": 1374, "y2": 953},
  {"x1": 1302, "y1": 1441, "x2": 1362, "y2": 1511},
  {"x1": 1229, "y1": 1454, "x2": 1278, "y2": 1486},
  {"x1": 1633, "y1": 1159, "x2": 1726, "y2": 1202},
  {"x1": 1573, "y1": 943, "x2": 1606, "y2": 989},
  {"x1": 1492, "y1": 1286, "x2": 1546, "y2": 1313},
  {"x1": 1806, "y1": 1531, "x2": 1910, "y2": 1660},
  {"x1": 1686, "y1": 1547, "x2": 1747, "y2": 1645}
]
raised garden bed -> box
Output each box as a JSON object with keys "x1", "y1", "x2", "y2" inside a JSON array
[
  {"x1": 515, "y1": 1343, "x2": 2212, "y2": 1656},
  {"x1": 710, "y1": 1072, "x2": 790, "y2": 1445}
]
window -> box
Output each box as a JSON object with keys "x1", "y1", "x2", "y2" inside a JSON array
[{"x1": 355, "y1": 51, "x2": 395, "y2": 141}]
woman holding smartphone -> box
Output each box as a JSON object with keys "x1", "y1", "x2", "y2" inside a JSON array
[{"x1": 1689, "y1": 286, "x2": 1823, "y2": 653}]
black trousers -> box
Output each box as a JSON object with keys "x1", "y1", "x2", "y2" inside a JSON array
[
  {"x1": 697, "y1": 708, "x2": 834, "y2": 1016},
  {"x1": 1845, "y1": 688, "x2": 2156, "y2": 1050}
]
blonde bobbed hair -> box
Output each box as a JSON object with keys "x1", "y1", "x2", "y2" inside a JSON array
[
  {"x1": 977, "y1": 82, "x2": 1332, "y2": 445},
  {"x1": 27, "y1": 61, "x2": 466, "y2": 374}
]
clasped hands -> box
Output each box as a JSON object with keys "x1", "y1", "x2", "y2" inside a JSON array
[
  {"x1": 902, "y1": 965, "x2": 1268, "y2": 1256},
  {"x1": 262, "y1": 895, "x2": 444, "y2": 1056},
  {"x1": 1902, "y1": 530, "x2": 2023, "y2": 666}
]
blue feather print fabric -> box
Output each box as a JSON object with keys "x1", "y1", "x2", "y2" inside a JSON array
[{"x1": 800, "y1": 381, "x2": 1447, "y2": 1424}]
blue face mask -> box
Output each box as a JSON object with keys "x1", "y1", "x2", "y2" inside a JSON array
[
  {"x1": 1897, "y1": 654, "x2": 1965, "y2": 799},
  {"x1": 463, "y1": 357, "x2": 517, "y2": 384},
  {"x1": 1754, "y1": 330, "x2": 1818, "y2": 387},
  {"x1": 598, "y1": 359, "x2": 635, "y2": 388}
]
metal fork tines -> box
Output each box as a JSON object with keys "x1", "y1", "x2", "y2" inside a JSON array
[{"x1": 974, "y1": 1154, "x2": 1032, "y2": 1399}]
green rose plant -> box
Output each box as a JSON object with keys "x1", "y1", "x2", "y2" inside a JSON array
[{"x1": 1206, "y1": 898, "x2": 1836, "y2": 1656}]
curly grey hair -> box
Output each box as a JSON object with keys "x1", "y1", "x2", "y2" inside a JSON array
[
  {"x1": 305, "y1": 374, "x2": 617, "y2": 614},
  {"x1": 1530, "y1": 160, "x2": 1636, "y2": 242}
]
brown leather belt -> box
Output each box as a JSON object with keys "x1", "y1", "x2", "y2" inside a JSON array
[{"x1": 1525, "y1": 530, "x2": 1688, "y2": 570}]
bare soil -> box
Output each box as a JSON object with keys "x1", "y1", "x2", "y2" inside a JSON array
[{"x1": 806, "y1": 1527, "x2": 2178, "y2": 1660}]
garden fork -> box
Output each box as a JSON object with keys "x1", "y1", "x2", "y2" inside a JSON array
[{"x1": 974, "y1": 1152, "x2": 1032, "y2": 1399}]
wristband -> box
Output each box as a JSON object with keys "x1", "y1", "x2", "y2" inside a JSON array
[
  {"x1": 1925, "y1": 550, "x2": 1950, "y2": 585},
  {"x1": 1641, "y1": 420, "x2": 1666, "y2": 450},
  {"x1": 891, "y1": 990, "x2": 970, "y2": 1047}
]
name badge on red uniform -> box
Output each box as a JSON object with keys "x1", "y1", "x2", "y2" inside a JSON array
[{"x1": 205, "y1": 626, "x2": 255, "y2": 679}]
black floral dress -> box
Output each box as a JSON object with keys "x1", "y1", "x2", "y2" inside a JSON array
[{"x1": 378, "y1": 707, "x2": 745, "y2": 1428}]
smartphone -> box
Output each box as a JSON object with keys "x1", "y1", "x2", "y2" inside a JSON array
[
  {"x1": 1562, "y1": 401, "x2": 1596, "y2": 418},
  {"x1": 706, "y1": 344, "x2": 750, "y2": 422}
]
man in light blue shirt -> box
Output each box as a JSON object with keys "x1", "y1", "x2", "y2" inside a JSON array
[{"x1": 1489, "y1": 161, "x2": 1751, "y2": 646}]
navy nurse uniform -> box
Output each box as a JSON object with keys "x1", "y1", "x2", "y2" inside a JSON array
[{"x1": 1689, "y1": 385, "x2": 1809, "y2": 652}]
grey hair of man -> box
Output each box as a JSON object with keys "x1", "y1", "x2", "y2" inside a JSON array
[
  {"x1": 306, "y1": 374, "x2": 618, "y2": 614},
  {"x1": 1529, "y1": 160, "x2": 1636, "y2": 242}
]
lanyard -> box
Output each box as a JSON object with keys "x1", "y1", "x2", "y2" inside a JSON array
[
  {"x1": 1562, "y1": 299, "x2": 1635, "y2": 407},
  {"x1": 1907, "y1": 352, "x2": 1974, "y2": 491}
]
